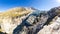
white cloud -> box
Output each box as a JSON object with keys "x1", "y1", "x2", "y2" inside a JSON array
[{"x1": 56, "y1": 0, "x2": 60, "y2": 3}]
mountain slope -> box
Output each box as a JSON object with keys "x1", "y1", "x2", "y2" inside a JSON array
[{"x1": 1, "y1": 6, "x2": 60, "y2": 34}]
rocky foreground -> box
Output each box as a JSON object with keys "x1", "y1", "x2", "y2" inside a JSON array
[{"x1": 0, "y1": 7, "x2": 60, "y2": 34}]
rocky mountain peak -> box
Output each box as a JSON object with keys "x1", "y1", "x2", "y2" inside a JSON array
[{"x1": 1, "y1": 6, "x2": 60, "y2": 34}]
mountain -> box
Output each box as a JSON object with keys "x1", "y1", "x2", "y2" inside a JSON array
[
  {"x1": 0, "y1": 7, "x2": 35, "y2": 34},
  {"x1": 0, "y1": 6, "x2": 60, "y2": 34},
  {"x1": 38, "y1": 6, "x2": 60, "y2": 34}
]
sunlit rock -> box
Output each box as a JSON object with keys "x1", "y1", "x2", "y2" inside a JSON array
[
  {"x1": 37, "y1": 15, "x2": 60, "y2": 34},
  {"x1": 0, "y1": 7, "x2": 34, "y2": 34}
]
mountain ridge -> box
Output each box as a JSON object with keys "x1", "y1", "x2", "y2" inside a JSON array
[{"x1": 0, "y1": 6, "x2": 60, "y2": 34}]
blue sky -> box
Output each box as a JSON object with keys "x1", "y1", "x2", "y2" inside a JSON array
[{"x1": 0, "y1": 0, "x2": 60, "y2": 12}]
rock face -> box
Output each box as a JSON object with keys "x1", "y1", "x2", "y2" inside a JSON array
[
  {"x1": 37, "y1": 15, "x2": 60, "y2": 34},
  {"x1": 1, "y1": 6, "x2": 60, "y2": 34},
  {"x1": 37, "y1": 6, "x2": 60, "y2": 34},
  {"x1": 0, "y1": 7, "x2": 34, "y2": 34}
]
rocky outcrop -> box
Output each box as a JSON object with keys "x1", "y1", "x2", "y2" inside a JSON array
[
  {"x1": 37, "y1": 15, "x2": 60, "y2": 34},
  {"x1": 0, "y1": 7, "x2": 34, "y2": 34},
  {"x1": 37, "y1": 6, "x2": 60, "y2": 34},
  {"x1": 1, "y1": 6, "x2": 60, "y2": 34}
]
